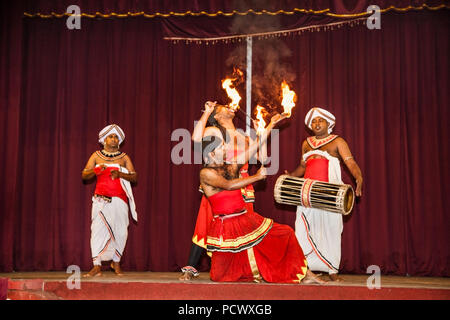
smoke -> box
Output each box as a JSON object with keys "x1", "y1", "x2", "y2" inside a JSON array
[{"x1": 225, "y1": 0, "x2": 296, "y2": 115}]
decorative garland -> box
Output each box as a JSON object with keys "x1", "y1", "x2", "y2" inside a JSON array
[
  {"x1": 23, "y1": 4, "x2": 448, "y2": 44},
  {"x1": 23, "y1": 3, "x2": 448, "y2": 19},
  {"x1": 165, "y1": 17, "x2": 368, "y2": 44}
]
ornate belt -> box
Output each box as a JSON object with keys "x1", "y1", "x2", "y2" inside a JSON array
[
  {"x1": 94, "y1": 194, "x2": 112, "y2": 203},
  {"x1": 214, "y1": 209, "x2": 247, "y2": 220}
]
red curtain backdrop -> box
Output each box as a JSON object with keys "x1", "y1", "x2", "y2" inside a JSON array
[{"x1": 0, "y1": 2, "x2": 448, "y2": 276}]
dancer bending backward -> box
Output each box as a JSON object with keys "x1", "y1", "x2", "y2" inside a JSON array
[
  {"x1": 199, "y1": 114, "x2": 324, "y2": 283},
  {"x1": 180, "y1": 101, "x2": 259, "y2": 280}
]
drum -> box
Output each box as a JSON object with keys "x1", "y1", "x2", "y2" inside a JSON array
[{"x1": 274, "y1": 175, "x2": 355, "y2": 215}]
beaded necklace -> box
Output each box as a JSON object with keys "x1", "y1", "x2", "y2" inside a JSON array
[{"x1": 96, "y1": 150, "x2": 126, "y2": 161}]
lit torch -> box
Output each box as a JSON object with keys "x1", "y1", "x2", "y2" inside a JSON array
[
  {"x1": 255, "y1": 105, "x2": 268, "y2": 165},
  {"x1": 281, "y1": 81, "x2": 296, "y2": 118},
  {"x1": 255, "y1": 105, "x2": 267, "y2": 136}
]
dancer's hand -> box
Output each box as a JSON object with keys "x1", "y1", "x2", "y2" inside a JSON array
[
  {"x1": 204, "y1": 101, "x2": 216, "y2": 114},
  {"x1": 94, "y1": 164, "x2": 107, "y2": 176},
  {"x1": 269, "y1": 113, "x2": 287, "y2": 126},
  {"x1": 110, "y1": 170, "x2": 120, "y2": 180},
  {"x1": 256, "y1": 166, "x2": 267, "y2": 180}
]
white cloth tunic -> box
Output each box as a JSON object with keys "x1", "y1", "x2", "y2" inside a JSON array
[{"x1": 295, "y1": 150, "x2": 343, "y2": 274}]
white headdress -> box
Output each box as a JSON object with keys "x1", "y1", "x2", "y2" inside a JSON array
[
  {"x1": 305, "y1": 107, "x2": 336, "y2": 134},
  {"x1": 98, "y1": 124, "x2": 125, "y2": 145}
]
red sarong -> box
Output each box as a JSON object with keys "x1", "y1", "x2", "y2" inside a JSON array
[{"x1": 206, "y1": 189, "x2": 308, "y2": 283}]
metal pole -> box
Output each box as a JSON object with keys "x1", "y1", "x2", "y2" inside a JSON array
[{"x1": 246, "y1": 36, "x2": 252, "y2": 135}]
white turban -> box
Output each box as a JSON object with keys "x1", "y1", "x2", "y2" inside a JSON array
[
  {"x1": 98, "y1": 124, "x2": 125, "y2": 145},
  {"x1": 305, "y1": 107, "x2": 336, "y2": 134}
]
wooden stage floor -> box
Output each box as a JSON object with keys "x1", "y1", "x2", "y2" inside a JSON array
[{"x1": 1, "y1": 272, "x2": 449, "y2": 300}]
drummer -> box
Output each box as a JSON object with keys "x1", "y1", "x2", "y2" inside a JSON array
[{"x1": 285, "y1": 107, "x2": 363, "y2": 281}]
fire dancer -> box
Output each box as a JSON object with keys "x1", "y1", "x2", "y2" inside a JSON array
[
  {"x1": 81, "y1": 124, "x2": 138, "y2": 277},
  {"x1": 285, "y1": 107, "x2": 363, "y2": 281},
  {"x1": 199, "y1": 117, "x2": 324, "y2": 284},
  {"x1": 180, "y1": 101, "x2": 259, "y2": 280}
]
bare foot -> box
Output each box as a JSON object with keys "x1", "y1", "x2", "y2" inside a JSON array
[
  {"x1": 179, "y1": 271, "x2": 195, "y2": 281},
  {"x1": 179, "y1": 266, "x2": 199, "y2": 281},
  {"x1": 328, "y1": 273, "x2": 343, "y2": 282},
  {"x1": 110, "y1": 262, "x2": 124, "y2": 276},
  {"x1": 302, "y1": 270, "x2": 327, "y2": 285},
  {"x1": 83, "y1": 265, "x2": 102, "y2": 277}
]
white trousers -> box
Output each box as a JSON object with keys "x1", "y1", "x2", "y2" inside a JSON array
[
  {"x1": 90, "y1": 196, "x2": 129, "y2": 265},
  {"x1": 295, "y1": 206, "x2": 343, "y2": 274}
]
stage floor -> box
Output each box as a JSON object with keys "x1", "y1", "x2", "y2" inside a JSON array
[
  {"x1": 1, "y1": 272, "x2": 449, "y2": 289},
  {"x1": 1, "y1": 272, "x2": 449, "y2": 300}
]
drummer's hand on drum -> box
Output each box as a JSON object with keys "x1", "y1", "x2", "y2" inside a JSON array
[{"x1": 256, "y1": 166, "x2": 267, "y2": 180}]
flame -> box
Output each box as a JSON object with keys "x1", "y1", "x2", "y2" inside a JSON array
[
  {"x1": 255, "y1": 105, "x2": 268, "y2": 135},
  {"x1": 221, "y1": 68, "x2": 243, "y2": 112},
  {"x1": 221, "y1": 78, "x2": 242, "y2": 112},
  {"x1": 281, "y1": 81, "x2": 296, "y2": 118},
  {"x1": 234, "y1": 67, "x2": 244, "y2": 78}
]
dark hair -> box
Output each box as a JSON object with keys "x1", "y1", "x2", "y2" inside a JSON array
[
  {"x1": 207, "y1": 107, "x2": 219, "y2": 127},
  {"x1": 207, "y1": 105, "x2": 229, "y2": 143},
  {"x1": 202, "y1": 135, "x2": 223, "y2": 165}
]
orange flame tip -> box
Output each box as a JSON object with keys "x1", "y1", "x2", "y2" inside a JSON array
[
  {"x1": 221, "y1": 78, "x2": 242, "y2": 112},
  {"x1": 281, "y1": 81, "x2": 296, "y2": 118}
]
